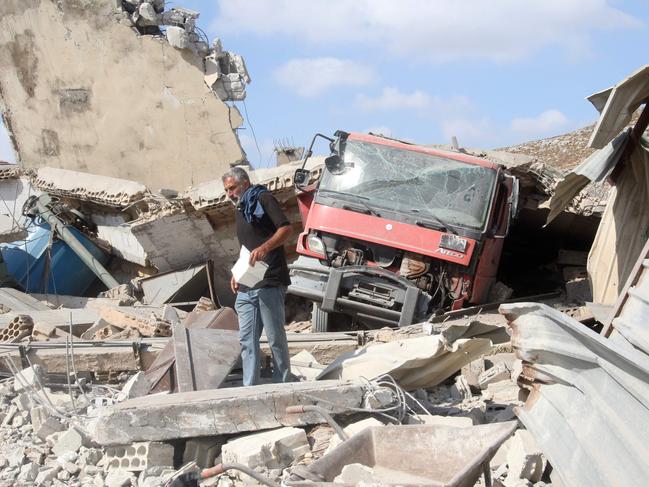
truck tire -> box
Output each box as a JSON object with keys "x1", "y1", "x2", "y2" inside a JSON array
[{"x1": 311, "y1": 303, "x2": 330, "y2": 333}]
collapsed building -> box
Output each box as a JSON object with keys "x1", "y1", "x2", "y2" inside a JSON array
[{"x1": 0, "y1": 2, "x2": 649, "y2": 487}]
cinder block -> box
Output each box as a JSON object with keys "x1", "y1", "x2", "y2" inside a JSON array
[
  {"x1": 505, "y1": 430, "x2": 547, "y2": 485},
  {"x1": 105, "y1": 441, "x2": 174, "y2": 472},
  {"x1": 222, "y1": 427, "x2": 309, "y2": 472},
  {"x1": 182, "y1": 437, "x2": 224, "y2": 468}
]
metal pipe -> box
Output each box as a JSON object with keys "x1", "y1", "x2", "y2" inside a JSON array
[
  {"x1": 286, "y1": 405, "x2": 348, "y2": 441},
  {"x1": 34, "y1": 194, "x2": 119, "y2": 290}
]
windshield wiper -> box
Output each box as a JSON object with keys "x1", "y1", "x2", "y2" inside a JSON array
[
  {"x1": 317, "y1": 189, "x2": 381, "y2": 217},
  {"x1": 342, "y1": 203, "x2": 381, "y2": 217},
  {"x1": 414, "y1": 212, "x2": 457, "y2": 235}
]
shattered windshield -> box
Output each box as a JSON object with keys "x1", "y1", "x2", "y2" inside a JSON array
[{"x1": 318, "y1": 140, "x2": 498, "y2": 230}]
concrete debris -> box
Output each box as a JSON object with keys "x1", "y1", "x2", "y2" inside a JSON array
[
  {"x1": 13, "y1": 365, "x2": 43, "y2": 393},
  {"x1": 105, "y1": 441, "x2": 174, "y2": 471},
  {"x1": 0, "y1": 314, "x2": 33, "y2": 342},
  {"x1": 32, "y1": 167, "x2": 148, "y2": 208},
  {"x1": 98, "y1": 306, "x2": 172, "y2": 337},
  {"x1": 89, "y1": 380, "x2": 367, "y2": 445},
  {"x1": 221, "y1": 427, "x2": 309, "y2": 474},
  {"x1": 318, "y1": 330, "x2": 494, "y2": 390}
]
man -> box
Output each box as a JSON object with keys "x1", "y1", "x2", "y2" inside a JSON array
[{"x1": 222, "y1": 166, "x2": 293, "y2": 386}]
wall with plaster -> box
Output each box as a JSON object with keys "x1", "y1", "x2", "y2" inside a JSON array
[{"x1": 0, "y1": 0, "x2": 246, "y2": 191}]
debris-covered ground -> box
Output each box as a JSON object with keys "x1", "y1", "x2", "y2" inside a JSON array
[{"x1": 1, "y1": 2, "x2": 649, "y2": 487}]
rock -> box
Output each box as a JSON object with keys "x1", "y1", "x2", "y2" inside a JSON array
[
  {"x1": 79, "y1": 448, "x2": 103, "y2": 466},
  {"x1": 57, "y1": 469, "x2": 71, "y2": 481},
  {"x1": 17, "y1": 462, "x2": 39, "y2": 483},
  {"x1": 479, "y1": 362, "x2": 512, "y2": 389},
  {"x1": 13, "y1": 393, "x2": 32, "y2": 412},
  {"x1": 35, "y1": 466, "x2": 61, "y2": 485},
  {"x1": 165, "y1": 26, "x2": 190, "y2": 50},
  {"x1": 461, "y1": 357, "x2": 485, "y2": 389},
  {"x1": 1, "y1": 405, "x2": 17, "y2": 427},
  {"x1": 325, "y1": 418, "x2": 384, "y2": 454},
  {"x1": 34, "y1": 415, "x2": 66, "y2": 442},
  {"x1": 53, "y1": 427, "x2": 87, "y2": 457},
  {"x1": 13, "y1": 365, "x2": 44, "y2": 393},
  {"x1": 6, "y1": 447, "x2": 25, "y2": 468},
  {"x1": 104, "y1": 470, "x2": 136, "y2": 487},
  {"x1": 221, "y1": 427, "x2": 309, "y2": 473},
  {"x1": 482, "y1": 380, "x2": 521, "y2": 404},
  {"x1": 505, "y1": 430, "x2": 547, "y2": 485},
  {"x1": 334, "y1": 463, "x2": 375, "y2": 484},
  {"x1": 137, "y1": 2, "x2": 159, "y2": 25}
]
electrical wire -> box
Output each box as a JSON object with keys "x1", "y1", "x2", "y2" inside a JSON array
[{"x1": 241, "y1": 99, "x2": 263, "y2": 166}]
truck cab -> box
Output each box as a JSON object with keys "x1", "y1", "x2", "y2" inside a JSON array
[{"x1": 289, "y1": 131, "x2": 518, "y2": 331}]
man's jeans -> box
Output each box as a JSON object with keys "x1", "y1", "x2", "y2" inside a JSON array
[{"x1": 235, "y1": 286, "x2": 291, "y2": 386}]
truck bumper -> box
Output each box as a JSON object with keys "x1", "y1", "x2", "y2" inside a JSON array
[{"x1": 288, "y1": 256, "x2": 429, "y2": 327}]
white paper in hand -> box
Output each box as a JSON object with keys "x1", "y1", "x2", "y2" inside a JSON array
[{"x1": 231, "y1": 246, "x2": 269, "y2": 288}]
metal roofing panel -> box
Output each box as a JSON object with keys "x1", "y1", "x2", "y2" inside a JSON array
[
  {"x1": 588, "y1": 64, "x2": 649, "y2": 149},
  {"x1": 587, "y1": 141, "x2": 649, "y2": 304},
  {"x1": 545, "y1": 130, "x2": 629, "y2": 225},
  {"x1": 500, "y1": 302, "x2": 649, "y2": 487}
]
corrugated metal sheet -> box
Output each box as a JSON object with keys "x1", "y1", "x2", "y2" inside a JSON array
[
  {"x1": 603, "y1": 236, "x2": 649, "y2": 355},
  {"x1": 545, "y1": 129, "x2": 629, "y2": 225},
  {"x1": 588, "y1": 64, "x2": 649, "y2": 149},
  {"x1": 588, "y1": 141, "x2": 649, "y2": 304},
  {"x1": 500, "y1": 302, "x2": 649, "y2": 487}
]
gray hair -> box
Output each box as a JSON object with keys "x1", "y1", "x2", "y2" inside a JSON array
[{"x1": 222, "y1": 166, "x2": 250, "y2": 184}]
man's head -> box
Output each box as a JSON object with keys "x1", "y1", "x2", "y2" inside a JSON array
[{"x1": 222, "y1": 166, "x2": 251, "y2": 205}]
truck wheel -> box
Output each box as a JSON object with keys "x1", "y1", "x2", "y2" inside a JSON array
[{"x1": 311, "y1": 303, "x2": 330, "y2": 333}]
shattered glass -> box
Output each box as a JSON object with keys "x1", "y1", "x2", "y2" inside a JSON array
[{"x1": 319, "y1": 140, "x2": 498, "y2": 230}]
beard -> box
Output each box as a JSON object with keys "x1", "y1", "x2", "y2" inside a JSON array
[{"x1": 228, "y1": 195, "x2": 239, "y2": 206}]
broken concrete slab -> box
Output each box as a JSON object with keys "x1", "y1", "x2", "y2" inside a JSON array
[
  {"x1": 290, "y1": 350, "x2": 325, "y2": 381},
  {"x1": 53, "y1": 427, "x2": 90, "y2": 457},
  {"x1": 221, "y1": 427, "x2": 309, "y2": 473},
  {"x1": 318, "y1": 333, "x2": 493, "y2": 390},
  {"x1": 479, "y1": 362, "x2": 512, "y2": 389},
  {"x1": 88, "y1": 380, "x2": 365, "y2": 445},
  {"x1": 98, "y1": 306, "x2": 171, "y2": 337}
]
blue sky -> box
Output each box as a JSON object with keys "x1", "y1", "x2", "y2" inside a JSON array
[{"x1": 1, "y1": 0, "x2": 648, "y2": 169}]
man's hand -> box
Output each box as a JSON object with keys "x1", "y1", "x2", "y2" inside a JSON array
[
  {"x1": 249, "y1": 245, "x2": 269, "y2": 266},
  {"x1": 230, "y1": 276, "x2": 239, "y2": 294}
]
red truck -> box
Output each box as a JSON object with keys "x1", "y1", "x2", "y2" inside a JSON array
[{"x1": 290, "y1": 131, "x2": 519, "y2": 331}]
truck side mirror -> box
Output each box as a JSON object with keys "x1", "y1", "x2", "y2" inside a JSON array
[
  {"x1": 294, "y1": 168, "x2": 311, "y2": 189},
  {"x1": 325, "y1": 154, "x2": 346, "y2": 175}
]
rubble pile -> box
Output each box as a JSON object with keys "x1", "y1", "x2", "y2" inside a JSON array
[{"x1": 115, "y1": 0, "x2": 250, "y2": 102}]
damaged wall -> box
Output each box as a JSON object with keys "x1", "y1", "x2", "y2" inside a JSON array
[{"x1": 0, "y1": 0, "x2": 246, "y2": 191}]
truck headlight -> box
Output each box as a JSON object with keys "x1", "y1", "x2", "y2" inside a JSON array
[{"x1": 306, "y1": 233, "x2": 326, "y2": 258}]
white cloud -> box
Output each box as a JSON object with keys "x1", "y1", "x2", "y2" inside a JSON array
[
  {"x1": 214, "y1": 0, "x2": 639, "y2": 63},
  {"x1": 273, "y1": 58, "x2": 375, "y2": 97},
  {"x1": 510, "y1": 109, "x2": 569, "y2": 135},
  {"x1": 0, "y1": 122, "x2": 15, "y2": 163},
  {"x1": 355, "y1": 87, "x2": 472, "y2": 115}
]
